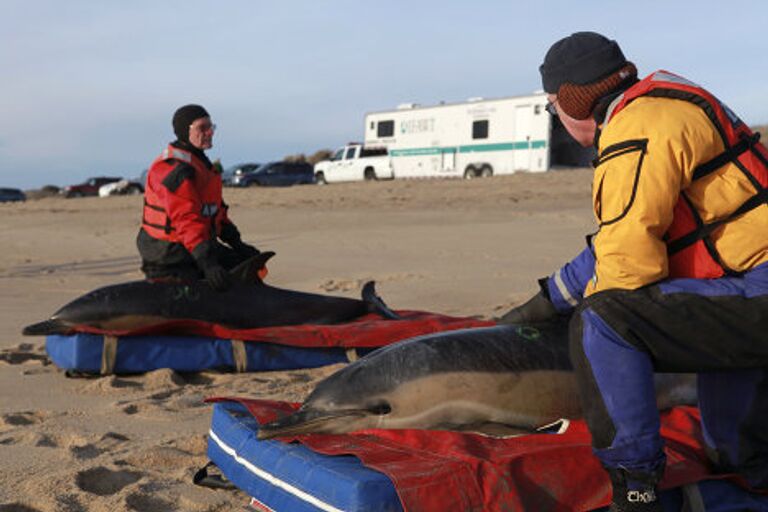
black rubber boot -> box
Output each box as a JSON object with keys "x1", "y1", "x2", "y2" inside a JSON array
[{"x1": 607, "y1": 468, "x2": 663, "y2": 512}]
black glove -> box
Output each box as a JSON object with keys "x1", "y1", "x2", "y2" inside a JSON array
[
  {"x1": 202, "y1": 263, "x2": 231, "y2": 291},
  {"x1": 232, "y1": 239, "x2": 259, "y2": 258},
  {"x1": 496, "y1": 287, "x2": 559, "y2": 325},
  {"x1": 220, "y1": 222, "x2": 259, "y2": 258},
  {"x1": 192, "y1": 241, "x2": 232, "y2": 292}
]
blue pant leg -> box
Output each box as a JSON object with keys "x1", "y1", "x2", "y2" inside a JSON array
[
  {"x1": 576, "y1": 308, "x2": 665, "y2": 473},
  {"x1": 699, "y1": 370, "x2": 768, "y2": 488}
]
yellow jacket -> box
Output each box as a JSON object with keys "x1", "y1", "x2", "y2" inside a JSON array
[{"x1": 586, "y1": 95, "x2": 768, "y2": 295}]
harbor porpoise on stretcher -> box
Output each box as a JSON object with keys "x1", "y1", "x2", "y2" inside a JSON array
[
  {"x1": 257, "y1": 320, "x2": 697, "y2": 439},
  {"x1": 22, "y1": 252, "x2": 399, "y2": 335}
]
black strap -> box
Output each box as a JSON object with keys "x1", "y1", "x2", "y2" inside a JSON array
[
  {"x1": 192, "y1": 461, "x2": 235, "y2": 490},
  {"x1": 142, "y1": 199, "x2": 174, "y2": 234},
  {"x1": 692, "y1": 132, "x2": 761, "y2": 181},
  {"x1": 667, "y1": 188, "x2": 768, "y2": 255},
  {"x1": 143, "y1": 198, "x2": 166, "y2": 213},
  {"x1": 141, "y1": 215, "x2": 175, "y2": 234}
]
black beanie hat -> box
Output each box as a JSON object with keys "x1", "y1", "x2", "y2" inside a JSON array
[
  {"x1": 539, "y1": 32, "x2": 627, "y2": 93},
  {"x1": 172, "y1": 104, "x2": 210, "y2": 143}
]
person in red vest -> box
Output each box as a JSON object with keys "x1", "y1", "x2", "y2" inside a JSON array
[
  {"x1": 498, "y1": 32, "x2": 768, "y2": 511},
  {"x1": 137, "y1": 104, "x2": 262, "y2": 291}
]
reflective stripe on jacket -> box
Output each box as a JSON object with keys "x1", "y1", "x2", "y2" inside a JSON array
[{"x1": 586, "y1": 70, "x2": 768, "y2": 295}]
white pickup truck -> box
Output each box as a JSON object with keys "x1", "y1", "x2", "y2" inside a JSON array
[{"x1": 313, "y1": 144, "x2": 393, "y2": 184}]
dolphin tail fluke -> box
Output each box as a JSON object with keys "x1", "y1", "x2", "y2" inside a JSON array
[
  {"x1": 361, "y1": 281, "x2": 401, "y2": 320},
  {"x1": 22, "y1": 318, "x2": 69, "y2": 336},
  {"x1": 230, "y1": 251, "x2": 276, "y2": 283}
]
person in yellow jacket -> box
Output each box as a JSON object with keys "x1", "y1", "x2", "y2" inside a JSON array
[{"x1": 499, "y1": 32, "x2": 768, "y2": 511}]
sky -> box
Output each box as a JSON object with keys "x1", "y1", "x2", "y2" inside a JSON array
[{"x1": 2, "y1": 1, "x2": 767, "y2": 190}]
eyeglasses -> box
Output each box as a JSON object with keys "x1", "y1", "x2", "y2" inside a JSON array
[
  {"x1": 190, "y1": 122, "x2": 217, "y2": 133},
  {"x1": 545, "y1": 100, "x2": 558, "y2": 117}
]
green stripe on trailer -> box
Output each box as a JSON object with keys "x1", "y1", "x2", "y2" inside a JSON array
[
  {"x1": 390, "y1": 140, "x2": 546, "y2": 157},
  {"x1": 389, "y1": 147, "x2": 457, "y2": 157}
]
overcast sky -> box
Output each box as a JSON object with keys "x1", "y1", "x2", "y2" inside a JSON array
[{"x1": 2, "y1": 0, "x2": 767, "y2": 189}]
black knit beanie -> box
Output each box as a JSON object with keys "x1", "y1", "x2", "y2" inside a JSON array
[
  {"x1": 172, "y1": 104, "x2": 210, "y2": 143},
  {"x1": 539, "y1": 32, "x2": 637, "y2": 120},
  {"x1": 539, "y1": 32, "x2": 627, "y2": 93}
]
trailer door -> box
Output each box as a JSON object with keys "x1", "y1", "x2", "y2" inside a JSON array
[
  {"x1": 514, "y1": 105, "x2": 533, "y2": 171},
  {"x1": 441, "y1": 149, "x2": 455, "y2": 172}
]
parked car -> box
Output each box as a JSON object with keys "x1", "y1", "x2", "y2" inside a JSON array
[
  {"x1": 98, "y1": 179, "x2": 144, "y2": 197},
  {"x1": 230, "y1": 161, "x2": 314, "y2": 187},
  {"x1": 0, "y1": 187, "x2": 26, "y2": 202},
  {"x1": 62, "y1": 176, "x2": 122, "y2": 198},
  {"x1": 224, "y1": 162, "x2": 261, "y2": 186}
]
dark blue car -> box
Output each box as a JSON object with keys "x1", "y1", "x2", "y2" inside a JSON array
[
  {"x1": 230, "y1": 161, "x2": 314, "y2": 187},
  {"x1": 0, "y1": 187, "x2": 26, "y2": 202},
  {"x1": 223, "y1": 162, "x2": 261, "y2": 187}
]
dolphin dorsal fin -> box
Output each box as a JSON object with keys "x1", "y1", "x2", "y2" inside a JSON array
[
  {"x1": 361, "y1": 281, "x2": 401, "y2": 320},
  {"x1": 229, "y1": 251, "x2": 276, "y2": 283}
]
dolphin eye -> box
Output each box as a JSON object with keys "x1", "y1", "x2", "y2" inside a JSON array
[{"x1": 367, "y1": 401, "x2": 391, "y2": 415}]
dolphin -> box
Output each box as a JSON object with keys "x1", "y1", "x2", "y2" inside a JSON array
[
  {"x1": 22, "y1": 252, "x2": 399, "y2": 335},
  {"x1": 257, "y1": 321, "x2": 697, "y2": 439}
]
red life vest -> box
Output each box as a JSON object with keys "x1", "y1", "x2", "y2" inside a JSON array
[
  {"x1": 142, "y1": 145, "x2": 227, "y2": 251},
  {"x1": 605, "y1": 70, "x2": 768, "y2": 278}
]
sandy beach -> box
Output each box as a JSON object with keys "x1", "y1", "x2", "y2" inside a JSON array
[{"x1": 0, "y1": 170, "x2": 595, "y2": 511}]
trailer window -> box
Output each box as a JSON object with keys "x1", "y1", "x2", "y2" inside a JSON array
[
  {"x1": 472, "y1": 120, "x2": 489, "y2": 139},
  {"x1": 377, "y1": 120, "x2": 394, "y2": 138}
]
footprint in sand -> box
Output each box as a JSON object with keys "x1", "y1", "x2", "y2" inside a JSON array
[
  {"x1": 112, "y1": 369, "x2": 212, "y2": 416},
  {"x1": 75, "y1": 466, "x2": 142, "y2": 496},
  {"x1": 0, "y1": 504, "x2": 44, "y2": 512},
  {"x1": 115, "y1": 389, "x2": 207, "y2": 417},
  {"x1": 0, "y1": 411, "x2": 49, "y2": 428},
  {"x1": 119, "y1": 403, "x2": 140, "y2": 415},
  {"x1": 69, "y1": 431, "x2": 130, "y2": 460},
  {"x1": 0, "y1": 343, "x2": 49, "y2": 366},
  {"x1": 0, "y1": 431, "x2": 59, "y2": 448},
  {"x1": 124, "y1": 493, "x2": 175, "y2": 512}
]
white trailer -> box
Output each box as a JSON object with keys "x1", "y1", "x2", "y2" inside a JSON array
[{"x1": 363, "y1": 93, "x2": 592, "y2": 179}]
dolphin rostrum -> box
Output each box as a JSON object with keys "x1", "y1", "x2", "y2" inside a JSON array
[
  {"x1": 257, "y1": 321, "x2": 697, "y2": 439},
  {"x1": 22, "y1": 253, "x2": 399, "y2": 335}
]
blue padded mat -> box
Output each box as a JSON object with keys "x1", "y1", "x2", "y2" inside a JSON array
[
  {"x1": 207, "y1": 401, "x2": 403, "y2": 512},
  {"x1": 207, "y1": 403, "x2": 768, "y2": 512},
  {"x1": 47, "y1": 333, "x2": 373, "y2": 374}
]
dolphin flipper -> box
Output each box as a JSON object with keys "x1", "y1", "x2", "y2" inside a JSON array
[
  {"x1": 361, "y1": 281, "x2": 401, "y2": 320},
  {"x1": 258, "y1": 408, "x2": 369, "y2": 440}
]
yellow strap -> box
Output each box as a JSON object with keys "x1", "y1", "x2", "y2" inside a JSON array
[
  {"x1": 100, "y1": 335, "x2": 119, "y2": 375},
  {"x1": 345, "y1": 348, "x2": 358, "y2": 363},
  {"x1": 231, "y1": 339, "x2": 248, "y2": 372}
]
